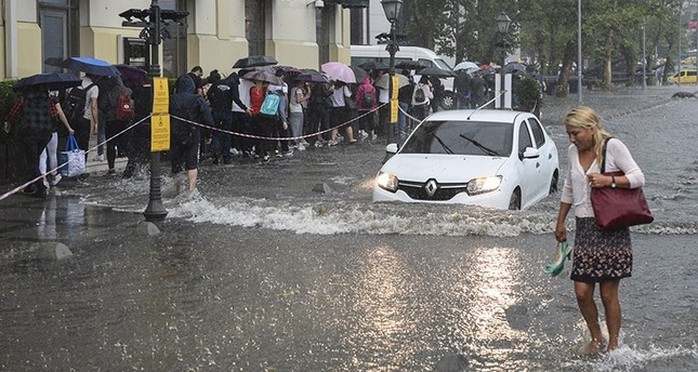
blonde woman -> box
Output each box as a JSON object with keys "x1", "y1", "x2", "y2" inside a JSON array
[{"x1": 555, "y1": 106, "x2": 645, "y2": 353}]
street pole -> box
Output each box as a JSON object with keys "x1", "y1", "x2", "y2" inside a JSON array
[
  {"x1": 143, "y1": 0, "x2": 167, "y2": 221},
  {"x1": 387, "y1": 20, "x2": 398, "y2": 144},
  {"x1": 577, "y1": 0, "x2": 583, "y2": 104},
  {"x1": 642, "y1": 21, "x2": 647, "y2": 90}
]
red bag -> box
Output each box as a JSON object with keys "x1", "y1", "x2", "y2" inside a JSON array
[
  {"x1": 115, "y1": 90, "x2": 135, "y2": 121},
  {"x1": 590, "y1": 139, "x2": 654, "y2": 230}
]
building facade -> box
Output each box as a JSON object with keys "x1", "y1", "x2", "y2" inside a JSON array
[{"x1": 1, "y1": 0, "x2": 368, "y2": 80}]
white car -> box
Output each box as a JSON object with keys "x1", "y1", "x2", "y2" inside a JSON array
[{"x1": 373, "y1": 109, "x2": 559, "y2": 210}]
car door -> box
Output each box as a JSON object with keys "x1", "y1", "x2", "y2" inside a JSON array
[
  {"x1": 527, "y1": 117, "x2": 556, "y2": 200},
  {"x1": 516, "y1": 118, "x2": 542, "y2": 206}
]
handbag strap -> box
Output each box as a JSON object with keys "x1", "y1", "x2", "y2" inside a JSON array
[
  {"x1": 66, "y1": 134, "x2": 79, "y2": 151},
  {"x1": 599, "y1": 137, "x2": 613, "y2": 173}
]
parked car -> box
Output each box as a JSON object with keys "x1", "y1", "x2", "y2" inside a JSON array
[
  {"x1": 373, "y1": 109, "x2": 559, "y2": 210},
  {"x1": 667, "y1": 69, "x2": 697, "y2": 84}
]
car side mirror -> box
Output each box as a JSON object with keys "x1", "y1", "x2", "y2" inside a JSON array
[
  {"x1": 521, "y1": 147, "x2": 540, "y2": 159},
  {"x1": 385, "y1": 143, "x2": 399, "y2": 154}
]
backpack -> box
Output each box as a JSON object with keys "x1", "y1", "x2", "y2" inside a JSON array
[
  {"x1": 207, "y1": 81, "x2": 231, "y2": 110},
  {"x1": 361, "y1": 90, "x2": 374, "y2": 108},
  {"x1": 63, "y1": 84, "x2": 95, "y2": 123},
  {"x1": 115, "y1": 89, "x2": 135, "y2": 121},
  {"x1": 260, "y1": 92, "x2": 281, "y2": 117},
  {"x1": 170, "y1": 95, "x2": 199, "y2": 144},
  {"x1": 413, "y1": 84, "x2": 426, "y2": 104}
]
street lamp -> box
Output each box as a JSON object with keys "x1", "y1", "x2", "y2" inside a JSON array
[
  {"x1": 495, "y1": 12, "x2": 511, "y2": 67},
  {"x1": 120, "y1": 1, "x2": 188, "y2": 221},
  {"x1": 381, "y1": 0, "x2": 403, "y2": 143},
  {"x1": 494, "y1": 12, "x2": 511, "y2": 109}
]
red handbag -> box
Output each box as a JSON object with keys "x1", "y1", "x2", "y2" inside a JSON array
[{"x1": 590, "y1": 139, "x2": 654, "y2": 230}]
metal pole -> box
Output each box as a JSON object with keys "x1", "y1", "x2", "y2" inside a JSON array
[
  {"x1": 695, "y1": 8, "x2": 698, "y2": 85},
  {"x1": 387, "y1": 20, "x2": 397, "y2": 144},
  {"x1": 642, "y1": 21, "x2": 647, "y2": 90},
  {"x1": 678, "y1": 12, "x2": 682, "y2": 85},
  {"x1": 143, "y1": 0, "x2": 167, "y2": 221},
  {"x1": 577, "y1": 0, "x2": 583, "y2": 104}
]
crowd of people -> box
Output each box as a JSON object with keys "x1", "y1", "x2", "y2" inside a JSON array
[{"x1": 4, "y1": 62, "x2": 467, "y2": 197}]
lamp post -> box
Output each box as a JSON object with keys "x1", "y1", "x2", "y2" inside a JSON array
[
  {"x1": 495, "y1": 12, "x2": 511, "y2": 67},
  {"x1": 381, "y1": 0, "x2": 403, "y2": 144},
  {"x1": 120, "y1": 1, "x2": 187, "y2": 221},
  {"x1": 143, "y1": 0, "x2": 167, "y2": 221},
  {"x1": 495, "y1": 12, "x2": 511, "y2": 109},
  {"x1": 642, "y1": 20, "x2": 647, "y2": 90}
]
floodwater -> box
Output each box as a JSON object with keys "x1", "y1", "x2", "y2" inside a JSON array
[{"x1": 1, "y1": 91, "x2": 697, "y2": 371}]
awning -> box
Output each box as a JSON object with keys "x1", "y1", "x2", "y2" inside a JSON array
[{"x1": 325, "y1": 0, "x2": 369, "y2": 8}]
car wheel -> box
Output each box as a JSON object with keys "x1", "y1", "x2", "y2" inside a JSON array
[
  {"x1": 508, "y1": 188, "x2": 521, "y2": 210},
  {"x1": 549, "y1": 170, "x2": 559, "y2": 194},
  {"x1": 438, "y1": 91, "x2": 457, "y2": 110}
]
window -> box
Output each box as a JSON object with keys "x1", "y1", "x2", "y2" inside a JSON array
[
  {"x1": 518, "y1": 122, "x2": 532, "y2": 154},
  {"x1": 527, "y1": 118, "x2": 546, "y2": 148},
  {"x1": 401, "y1": 120, "x2": 513, "y2": 156}
]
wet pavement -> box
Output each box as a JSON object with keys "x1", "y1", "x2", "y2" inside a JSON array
[{"x1": 1, "y1": 85, "x2": 698, "y2": 371}]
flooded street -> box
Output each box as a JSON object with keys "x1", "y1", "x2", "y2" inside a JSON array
[{"x1": 1, "y1": 87, "x2": 697, "y2": 371}]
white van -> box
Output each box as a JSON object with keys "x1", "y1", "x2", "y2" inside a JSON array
[{"x1": 350, "y1": 45, "x2": 457, "y2": 109}]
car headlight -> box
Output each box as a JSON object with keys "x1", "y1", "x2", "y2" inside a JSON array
[
  {"x1": 376, "y1": 172, "x2": 398, "y2": 192},
  {"x1": 466, "y1": 175, "x2": 502, "y2": 195}
]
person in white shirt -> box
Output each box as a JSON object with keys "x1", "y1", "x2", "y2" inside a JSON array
[
  {"x1": 411, "y1": 75, "x2": 433, "y2": 121},
  {"x1": 555, "y1": 106, "x2": 645, "y2": 354}
]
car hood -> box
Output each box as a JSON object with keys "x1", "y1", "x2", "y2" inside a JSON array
[{"x1": 381, "y1": 154, "x2": 508, "y2": 183}]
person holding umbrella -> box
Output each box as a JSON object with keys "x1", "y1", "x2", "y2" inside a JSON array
[
  {"x1": 3, "y1": 83, "x2": 73, "y2": 197},
  {"x1": 73, "y1": 73, "x2": 99, "y2": 163}
]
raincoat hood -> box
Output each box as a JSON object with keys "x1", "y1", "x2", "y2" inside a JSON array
[{"x1": 176, "y1": 74, "x2": 196, "y2": 94}]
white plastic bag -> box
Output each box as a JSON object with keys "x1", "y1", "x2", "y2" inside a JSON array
[{"x1": 58, "y1": 134, "x2": 86, "y2": 177}]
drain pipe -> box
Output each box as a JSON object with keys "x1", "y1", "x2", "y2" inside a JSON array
[{"x1": 3, "y1": 0, "x2": 18, "y2": 78}]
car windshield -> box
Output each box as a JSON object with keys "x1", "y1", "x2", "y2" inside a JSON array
[
  {"x1": 434, "y1": 58, "x2": 453, "y2": 70},
  {"x1": 400, "y1": 120, "x2": 513, "y2": 156}
]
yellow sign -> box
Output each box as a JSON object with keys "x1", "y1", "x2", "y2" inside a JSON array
[
  {"x1": 389, "y1": 99, "x2": 398, "y2": 124},
  {"x1": 152, "y1": 77, "x2": 169, "y2": 114},
  {"x1": 391, "y1": 75, "x2": 399, "y2": 100},
  {"x1": 150, "y1": 113, "x2": 171, "y2": 152}
]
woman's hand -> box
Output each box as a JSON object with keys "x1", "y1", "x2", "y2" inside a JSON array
[
  {"x1": 587, "y1": 172, "x2": 612, "y2": 188},
  {"x1": 3, "y1": 122, "x2": 10, "y2": 133},
  {"x1": 555, "y1": 223, "x2": 567, "y2": 242}
]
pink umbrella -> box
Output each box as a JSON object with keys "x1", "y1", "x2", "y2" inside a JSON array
[{"x1": 321, "y1": 62, "x2": 356, "y2": 83}]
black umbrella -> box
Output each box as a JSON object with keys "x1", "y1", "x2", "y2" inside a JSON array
[
  {"x1": 233, "y1": 55, "x2": 278, "y2": 69},
  {"x1": 358, "y1": 61, "x2": 389, "y2": 71},
  {"x1": 13, "y1": 72, "x2": 82, "y2": 92},
  {"x1": 242, "y1": 70, "x2": 284, "y2": 85},
  {"x1": 62, "y1": 56, "x2": 121, "y2": 77},
  {"x1": 417, "y1": 67, "x2": 457, "y2": 77},
  {"x1": 395, "y1": 60, "x2": 429, "y2": 70},
  {"x1": 349, "y1": 65, "x2": 369, "y2": 83},
  {"x1": 295, "y1": 72, "x2": 328, "y2": 83},
  {"x1": 114, "y1": 64, "x2": 148, "y2": 84},
  {"x1": 502, "y1": 62, "x2": 529, "y2": 75}
]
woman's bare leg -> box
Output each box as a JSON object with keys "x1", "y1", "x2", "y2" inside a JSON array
[
  {"x1": 575, "y1": 281, "x2": 604, "y2": 353},
  {"x1": 600, "y1": 280, "x2": 621, "y2": 351}
]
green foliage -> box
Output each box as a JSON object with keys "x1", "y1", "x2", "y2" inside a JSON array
[
  {"x1": 0, "y1": 80, "x2": 19, "y2": 121},
  {"x1": 403, "y1": 0, "x2": 686, "y2": 89},
  {"x1": 515, "y1": 77, "x2": 543, "y2": 113}
]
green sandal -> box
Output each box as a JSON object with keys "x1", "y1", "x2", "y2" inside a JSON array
[{"x1": 543, "y1": 241, "x2": 573, "y2": 277}]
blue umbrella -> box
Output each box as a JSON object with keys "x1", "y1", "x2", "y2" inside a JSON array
[
  {"x1": 13, "y1": 72, "x2": 82, "y2": 92},
  {"x1": 62, "y1": 56, "x2": 120, "y2": 77}
]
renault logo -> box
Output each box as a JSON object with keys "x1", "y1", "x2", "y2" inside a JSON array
[{"x1": 424, "y1": 179, "x2": 438, "y2": 197}]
